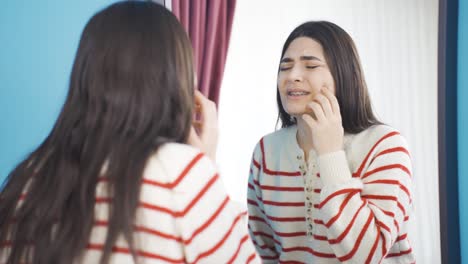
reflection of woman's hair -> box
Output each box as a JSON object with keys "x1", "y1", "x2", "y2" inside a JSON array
[
  {"x1": 277, "y1": 21, "x2": 381, "y2": 133},
  {"x1": 0, "y1": 1, "x2": 194, "y2": 263}
]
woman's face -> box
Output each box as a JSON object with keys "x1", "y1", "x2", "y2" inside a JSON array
[{"x1": 277, "y1": 37, "x2": 335, "y2": 118}]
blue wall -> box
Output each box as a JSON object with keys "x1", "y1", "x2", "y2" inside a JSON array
[
  {"x1": 459, "y1": 0, "x2": 468, "y2": 262},
  {"x1": 0, "y1": 1, "x2": 115, "y2": 184}
]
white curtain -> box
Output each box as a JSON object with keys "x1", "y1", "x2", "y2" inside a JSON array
[{"x1": 218, "y1": 0, "x2": 439, "y2": 262}]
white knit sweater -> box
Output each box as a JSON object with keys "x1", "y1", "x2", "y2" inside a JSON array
[
  {"x1": 82, "y1": 143, "x2": 260, "y2": 263},
  {"x1": 247, "y1": 125, "x2": 415, "y2": 263},
  {"x1": 1, "y1": 143, "x2": 260, "y2": 264}
]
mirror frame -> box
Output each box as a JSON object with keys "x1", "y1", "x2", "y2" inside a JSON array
[{"x1": 438, "y1": 0, "x2": 460, "y2": 263}]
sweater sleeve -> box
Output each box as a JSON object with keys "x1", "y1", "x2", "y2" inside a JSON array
[
  {"x1": 246, "y1": 141, "x2": 280, "y2": 263},
  {"x1": 173, "y1": 153, "x2": 260, "y2": 264},
  {"x1": 317, "y1": 131, "x2": 413, "y2": 263}
]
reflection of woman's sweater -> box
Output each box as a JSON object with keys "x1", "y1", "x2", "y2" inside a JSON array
[{"x1": 247, "y1": 125, "x2": 415, "y2": 264}]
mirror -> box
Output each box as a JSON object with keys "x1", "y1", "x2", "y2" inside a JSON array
[{"x1": 216, "y1": 0, "x2": 439, "y2": 262}]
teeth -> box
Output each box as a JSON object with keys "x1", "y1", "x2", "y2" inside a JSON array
[{"x1": 289, "y1": 91, "x2": 308, "y2": 96}]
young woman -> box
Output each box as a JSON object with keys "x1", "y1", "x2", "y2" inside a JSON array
[
  {"x1": 0, "y1": 1, "x2": 259, "y2": 263},
  {"x1": 247, "y1": 21, "x2": 415, "y2": 263}
]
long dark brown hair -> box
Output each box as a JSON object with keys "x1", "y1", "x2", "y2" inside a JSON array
[
  {"x1": 277, "y1": 21, "x2": 381, "y2": 133},
  {"x1": 0, "y1": 1, "x2": 194, "y2": 263}
]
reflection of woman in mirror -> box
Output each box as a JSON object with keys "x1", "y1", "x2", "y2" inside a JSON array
[
  {"x1": 247, "y1": 21, "x2": 415, "y2": 263},
  {"x1": 0, "y1": 2, "x2": 260, "y2": 263}
]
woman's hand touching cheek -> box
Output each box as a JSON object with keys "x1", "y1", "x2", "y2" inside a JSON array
[{"x1": 301, "y1": 87, "x2": 344, "y2": 156}]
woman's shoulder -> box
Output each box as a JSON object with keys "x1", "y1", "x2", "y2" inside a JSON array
[
  {"x1": 348, "y1": 124, "x2": 409, "y2": 153},
  {"x1": 353, "y1": 124, "x2": 403, "y2": 141},
  {"x1": 157, "y1": 142, "x2": 202, "y2": 158},
  {"x1": 259, "y1": 126, "x2": 295, "y2": 146},
  {"x1": 251, "y1": 126, "x2": 295, "y2": 155},
  {"x1": 143, "y1": 143, "x2": 216, "y2": 182}
]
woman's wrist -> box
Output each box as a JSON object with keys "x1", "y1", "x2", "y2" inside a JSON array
[{"x1": 318, "y1": 150, "x2": 352, "y2": 186}]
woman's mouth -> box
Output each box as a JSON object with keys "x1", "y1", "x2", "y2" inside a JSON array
[{"x1": 287, "y1": 91, "x2": 310, "y2": 98}]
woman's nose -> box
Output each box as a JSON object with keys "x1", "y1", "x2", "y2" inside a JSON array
[{"x1": 287, "y1": 66, "x2": 303, "y2": 82}]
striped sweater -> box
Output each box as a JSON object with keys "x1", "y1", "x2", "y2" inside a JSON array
[
  {"x1": 1, "y1": 143, "x2": 260, "y2": 264},
  {"x1": 247, "y1": 125, "x2": 415, "y2": 263}
]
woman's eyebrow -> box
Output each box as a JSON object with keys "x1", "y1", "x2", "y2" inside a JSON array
[
  {"x1": 280, "y1": 56, "x2": 321, "y2": 63},
  {"x1": 280, "y1": 57, "x2": 293, "y2": 63},
  {"x1": 300, "y1": 55, "x2": 321, "y2": 61}
]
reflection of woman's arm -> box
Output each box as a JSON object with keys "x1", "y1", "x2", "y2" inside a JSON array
[
  {"x1": 247, "y1": 143, "x2": 279, "y2": 263},
  {"x1": 318, "y1": 130, "x2": 413, "y2": 263}
]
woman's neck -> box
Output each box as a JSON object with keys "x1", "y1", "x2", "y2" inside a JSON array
[{"x1": 295, "y1": 117, "x2": 314, "y2": 161}]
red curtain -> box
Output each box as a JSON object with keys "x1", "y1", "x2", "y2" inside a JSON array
[{"x1": 172, "y1": 0, "x2": 236, "y2": 105}]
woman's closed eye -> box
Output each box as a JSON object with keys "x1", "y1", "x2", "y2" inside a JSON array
[{"x1": 279, "y1": 64, "x2": 292, "y2": 71}]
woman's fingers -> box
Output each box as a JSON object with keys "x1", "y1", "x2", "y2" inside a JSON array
[
  {"x1": 313, "y1": 92, "x2": 333, "y2": 117},
  {"x1": 190, "y1": 90, "x2": 218, "y2": 161},
  {"x1": 306, "y1": 101, "x2": 326, "y2": 122},
  {"x1": 301, "y1": 113, "x2": 316, "y2": 128},
  {"x1": 322, "y1": 88, "x2": 340, "y2": 114}
]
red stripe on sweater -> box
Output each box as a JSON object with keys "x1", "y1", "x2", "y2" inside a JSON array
[
  {"x1": 249, "y1": 215, "x2": 267, "y2": 224},
  {"x1": 98, "y1": 153, "x2": 204, "y2": 189},
  {"x1": 247, "y1": 253, "x2": 257, "y2": 263},
  {"x1": 191, "y1": 212, "x2": 245, "y2": 263},
  {"x1": 249, "y1": 202, "x2": 306, "y2": 223},
  {"x1": 274, "y1": 231, "x2": 306, "y2": 238},
  {"x1": 247, "y1": 199, "x2": 259, "y2": 207},
  {"x1": 382, "y1": 229, "x2": 388, "y2": 257},
  {"x1": 394, "y1": 220, "x2": 401, "y2": 234},
  {"x1": 86, "y1": 243, "x2": 185, "y2": 263},
  {"x1": 227, "y1": 235, "x2": 251, "y2": 264},
  {"x1": 365, "y1": 224, "x2": 380, "y2": 264},
  {"x1": 319, "y1": 188, "x2": 361, "y2": 209},
  {"x1": 375, "y1": 220, "x2": 391, "y2": 234},
  {"x1": 362, "y1": 164, "x2": 411, "y2": 179},
  {"x1": 251, "y1": 230, "x2": 275, "y2": 240},
  {"x1": 261, "y1": 255, "x2": 280, "y2": 260},
  {"x1": 282, "y1": 247, "x2": 336, "y2": 258},
  {"x1": 173, "y1": 173, "x2": 219, "y2": 217},
  {"x1": 386, "y1": 248, "x2": 412, "y2": 258},
  {"x1": 262, "y1": 200, "x2": 305, "y2": 207},
  {"x1": 313, "y1": 234, "x2": 328, "y2": 241},
  {"x1": 365, "y1": 179, "x2": 411, "y2": 199},
  {"x1": 329, "y1": 201, "x2": 367, "y2": 244},
  {"x1": 253, "y1": 179, "x2": 303, "y2": 192},
  {"x1": 184, "y1": 197, "x2": 231, "y2": 244},
  {"x1": 362, "y1": 194, "x2": 406, "y2": 215},
  {"x1": 396, "y1": 234, "x2": 407, "y2": 242},
  {"x1": 338, "y1": 211, "x2": 374, "y2": 261},
  {"x1": 324, "y1": 190, "x2": 360, "y2": 227},
  {"x1": 368, "y1": 201, "x2": 396, "y2": 218},
  {"x1": 251, "y1": 235, "x2": 282, "y2": 248},
  {"x1": 267, "y1": 215, "x2": 306, "y2": 222},
  {"x1": 260, "y1": 139, "x2": 301, "y2": 176},
  {"x1": 141, "y1": 153, "x2": 204, "y2": 189},
  {"x1": 96, "y1": 174, "x2": 220, "y2": 217},
  {"x1": 252, "y1": 159, "x2": 261, "y2": 170},
  {"x1": 371, "y1": 147, "x2": 410, "y2": 163},
  {"x1": 355, "y1": 131, "x2": 400, "y2": 177},
  {"x1": 252, "y1": 240, "x2": 277, "y2": 251}
]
